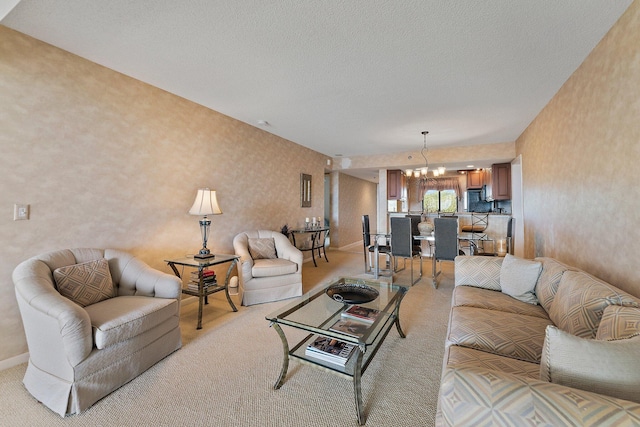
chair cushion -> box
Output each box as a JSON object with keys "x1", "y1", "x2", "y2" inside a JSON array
[
  {"x1": 460, "y1": 225, "x2": 486, "y2": 232},
  {"x1": 252, "y1": 258, "x2": 298, "y2": 278},
  {"x1": 247, "y1": 238, "x2": 277, "y2": 259},
  {"x1": 53, "y1": 258, "x2": 116, "y2": 307},
  {"x1": 548, "y1": 271, "x2": 639, "y2": 339},
  {"x1": 540, "y1": 325, "x2": 640, "y2": 403},
  {"x1": 596, "y1": 305, "x2": 640, "y2": 341},
  {"x1": 368, "y1": 245, "x2": 391, "y2": 253},
  {"x1": 499, "y1": 254, "x2": 542, "y2": 305},
  {"x1": 85, "y1": 295, "x2": 178, "y2": 349}
]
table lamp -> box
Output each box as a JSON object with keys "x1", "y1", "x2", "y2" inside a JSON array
[{"x1": 189, "y1": 188, "x2": 222, "y2": 259}]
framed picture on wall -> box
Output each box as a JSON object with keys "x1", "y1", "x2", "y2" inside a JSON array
[{"x1": 301, "y1": 173, "x2": 311, "y2": 207}]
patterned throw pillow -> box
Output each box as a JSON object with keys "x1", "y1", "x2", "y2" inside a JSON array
[
  {"x1": 534, "y1": 257, "x2": 574, "y2": 313},
  {"x1": 548, "y1": 271, "x2": 639, "y2": 339},
  {"x1": 247, "y1": 238, "x2": 277, "y2": 260},
  {"x1": 499, "y1": 254, "x2": 542, "y2": 305},
  {"x1": 596, "y1": 305, "x2": 640, "y2": 341},
  {"x1": 53, "y1": 258, "x2": 116, "y2": 307}
]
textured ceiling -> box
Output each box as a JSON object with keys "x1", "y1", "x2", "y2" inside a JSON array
[{"x1": 1, "y1": 1, "x2": 633, "y2": 160}]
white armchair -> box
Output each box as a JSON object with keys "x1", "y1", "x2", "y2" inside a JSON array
[
  {"x1": 13, "y1": 248, "x2": 182, "y2": 416},
  {"x1": 233, "y1": 230, "x2": 303, "y2": 306}
]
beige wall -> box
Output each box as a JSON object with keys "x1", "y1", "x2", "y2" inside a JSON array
[
  {"x1": 330, "y1": 172, "x2": 377, "y2": 249},
  {"x1": 0, "y1": 27, "x2": 329, "y2": 362},
  {"x1": 516, "y1": 1, "x2": 640, "y2": 297}
]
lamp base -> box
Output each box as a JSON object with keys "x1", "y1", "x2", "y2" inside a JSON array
[{"x1": 194, "y1": 249, "x2": 215, "y2": 259}]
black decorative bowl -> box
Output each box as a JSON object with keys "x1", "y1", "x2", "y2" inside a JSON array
[{"x1": 325, "y1": 280, "x2": 379, "y2": 304}]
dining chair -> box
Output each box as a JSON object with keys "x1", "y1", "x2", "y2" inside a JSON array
[
  {"x1": 361, "y1": 215, "x2": 392, "y2": 274},
  {"x1": 390, "y1": 217, "x2": 422, "y2": 285},
  {"x1": 432, "y1": 217, "x2": 459, "y2": 289},
  {"x1": 406, "y1": 215, "x2": 423, "y2": 253}
]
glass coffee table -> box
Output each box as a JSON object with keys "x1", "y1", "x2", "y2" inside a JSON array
[{"x1": 265, "y1": 277, "x2": 409, "y2": 425}]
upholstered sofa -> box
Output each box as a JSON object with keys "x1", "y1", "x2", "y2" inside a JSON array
[
  {"x1": 436, "y1": 255, "x2": 640, "y2": 426},
  {"x1": 233, "y1": 230, "x2": 303, "y2": 306},
  {"x1": 13, "y1": 248, "x2": 182, "y2": 416}
]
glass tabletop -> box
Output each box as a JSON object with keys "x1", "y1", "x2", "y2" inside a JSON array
[
  {"x1": 164, "y1": 254, "x2": 239, "y2": 268},
  {"x1": 289, "y1": 226, "x2": 330, "y2": 233},
  {"x1": 266, "y1": 277, "x2": 408, "y2": 346}
]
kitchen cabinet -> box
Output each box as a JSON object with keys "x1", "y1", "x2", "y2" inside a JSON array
[
  {"x1": 466, "y1": 170, "x2": 484, "y2": 189},
  {"x1": 491, "y1": 163, "x2": 511, "y2": 200},
  {"x1": 387, "y1": 169, "x2": 405, "y2": 200}
]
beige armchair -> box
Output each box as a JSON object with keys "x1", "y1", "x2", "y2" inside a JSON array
[
  {"x1": 233, "y1": 230, "x2": 303, "y2": 306},
  {"x1": 13, "y1": 248, "x2": 182, "y2": 416}
]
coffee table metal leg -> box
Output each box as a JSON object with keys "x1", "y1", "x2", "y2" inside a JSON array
[
  {"x1": 394, "y1": 295, "x2": 407, "y2": 338},
  {"x1": 353, "y1": 347, "x2": 366, "y2": 425},
  {"x1": 271, "y1": 323, "x2": 289, "y2": 390}
]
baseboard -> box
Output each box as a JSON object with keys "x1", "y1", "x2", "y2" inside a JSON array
[{"x1": 0, "y1": 352, "x2": 29, "y2": 371}]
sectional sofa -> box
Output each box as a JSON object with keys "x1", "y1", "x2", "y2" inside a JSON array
[{"x1": 436, "y1": 255, "x2": 640, "y2": 426}]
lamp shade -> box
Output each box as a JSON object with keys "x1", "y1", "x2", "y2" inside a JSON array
[{"x1": 189, "y1": 188, "x2": 222, "y2": 216}]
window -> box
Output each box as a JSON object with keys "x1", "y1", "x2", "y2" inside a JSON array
[{"x1": 424, "y1": 189, "x2": 457, "y2": 213}]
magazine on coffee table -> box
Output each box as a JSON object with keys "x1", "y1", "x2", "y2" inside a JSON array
[
  {"x1": 329, "y1": 318, "x2": 370, "y2": 338},
  {"x1": 305, "y1": 336, "x2": 355, "y2": 366},
  {"x1": 341, "y1": 305, "x2": 380, "y2": 324}
]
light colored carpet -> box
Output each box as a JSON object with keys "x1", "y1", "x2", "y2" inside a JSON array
[{"x1": 0, "y1": 250, "x2": 454, "y2": 426}]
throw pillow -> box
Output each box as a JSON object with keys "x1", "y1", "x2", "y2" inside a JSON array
[
  {"x1": 548, "y1": 271, "x2": 639, "y2": 339},
  {"x1": 596, "y1": 305, "x2": 640, "y2": 341},
  {"x1": 499, "y1": 254, "x2": 542, "y2": 305},
  {"x1": 540, "y1": 325, "x2": 640, "y2": 403},
  {"x1": 247, "y1": 238, "x2": 277, "y2": 260},
  {"x1": 53, "y1": 258, "x2": 116, "y2": 307}
]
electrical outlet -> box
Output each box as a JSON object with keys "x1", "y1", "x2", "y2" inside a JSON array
[{"x1": 13, "y1": 204, "x2": 30, "y2": 221}]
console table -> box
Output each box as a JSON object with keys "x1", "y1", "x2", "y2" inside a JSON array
[
  {"x1": 288, "y1": 227, "x2": 329, "y2": 267},
  {"x1": 165, "y1": 254, "x2": 239, "y2": 329}
]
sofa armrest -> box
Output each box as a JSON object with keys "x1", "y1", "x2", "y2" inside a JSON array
[
  {"x1": 437, "y1": 366, "x2": 640, "y2": 426},
  {"x1": 454, "y1": 255, "x2": 503, "y2": 290}
]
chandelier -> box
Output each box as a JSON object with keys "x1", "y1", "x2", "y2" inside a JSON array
[{"x1": 404, "y1": 131, "x2": 445, "y2": 180}]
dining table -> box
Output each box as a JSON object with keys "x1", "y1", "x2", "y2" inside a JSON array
[{"x1": 413, "y1": 233, "x2": 435, "y2": 257}]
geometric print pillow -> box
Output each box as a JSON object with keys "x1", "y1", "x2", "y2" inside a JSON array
[
  {"x1": 454, "y1": 256, "x2": 502, "y2": 291},
  {"x1": 596, "y1": 305, "x2": 640, "y2": 341},
  {"x1": 53, "y1": 258, "x2": 116, "y2": 307},
  {"x1": 548, "y1": 271, "x2": 639, "y2": 339},
  {"x1": 247, "y1": 238, "x2": 277, "y2": 260}
]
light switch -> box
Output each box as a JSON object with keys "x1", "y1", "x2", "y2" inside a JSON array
[{"x1": 13, "y1": 204, "x2": 30, "y2": 221}]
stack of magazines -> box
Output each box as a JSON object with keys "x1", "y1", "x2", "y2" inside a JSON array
[
  {"x1": 305, "y1": 336, "x2": 355, "y2": 366},
  {"x1": 186, "y1": 269, "x2": 216, "y2": 292}
]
